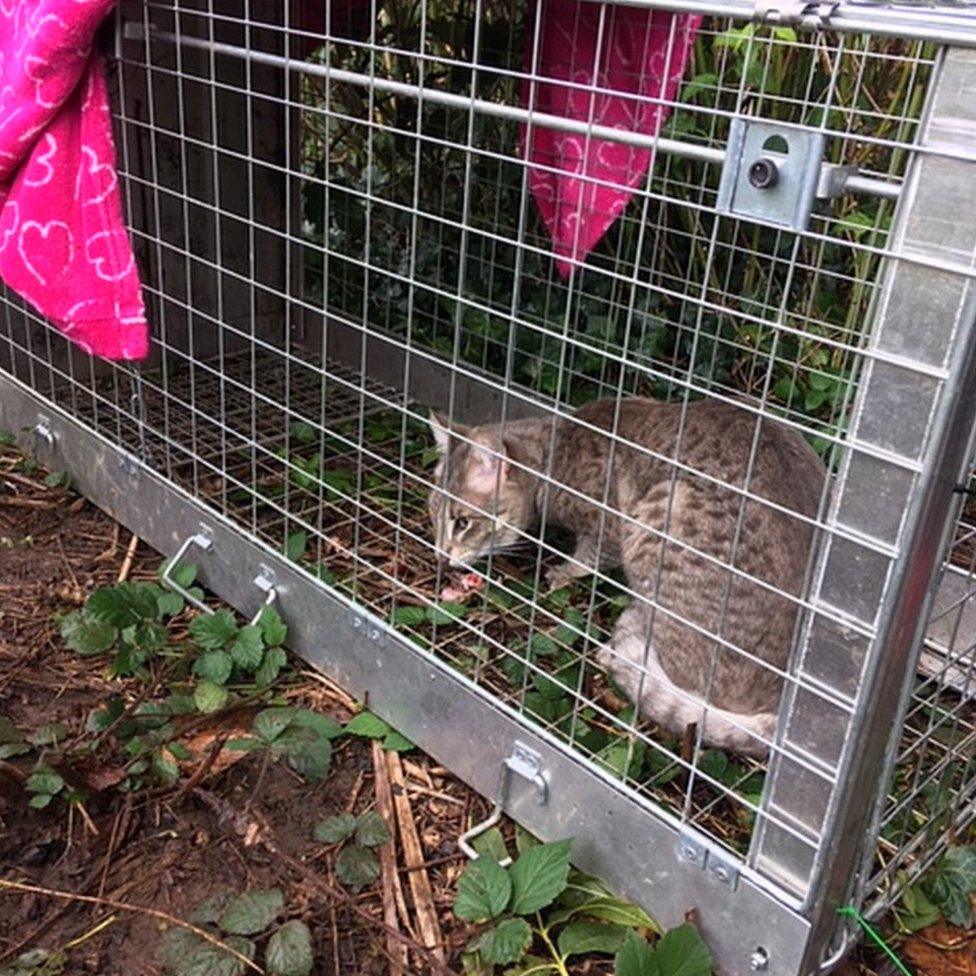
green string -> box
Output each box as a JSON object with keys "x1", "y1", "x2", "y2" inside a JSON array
[{"x1": 838, "y1": 906, "x2": 913, "y2": 976}]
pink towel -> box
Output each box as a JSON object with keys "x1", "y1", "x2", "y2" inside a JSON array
[
  {"x1": 522, "y1": 6, "x2": 701, "y2": 278},
  {"x1": 0, "y1": 1, "x2": 147, "y2": 361}
]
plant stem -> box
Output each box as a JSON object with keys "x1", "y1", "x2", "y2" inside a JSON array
[{"x1": 535, "y1": 915, "x2": 571, "y2": 976}]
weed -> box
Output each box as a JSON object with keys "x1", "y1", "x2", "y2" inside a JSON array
[{"x1": 314, "y1": 809, "x2": 392, "y2": 892}]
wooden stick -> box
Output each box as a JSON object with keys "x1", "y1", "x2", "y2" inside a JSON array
[
  {"x1": 0, "y1": 878, "x2": 262, "y2": 973},
  {"x1": 387, "y1": 750, "x2": 445, "y2": 963},
  {"x1": 372, "y1": 742, "x2": 407, "y2": 976},
  {"x1": 116, "y1": 533, "x2": 140, "y2": 583}
]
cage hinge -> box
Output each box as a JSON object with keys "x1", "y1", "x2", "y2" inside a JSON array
[
  {"x1": 717, "y1": 118, "x2": 825, "y2": 231},
  {"x1": 753, "y1": 0, "x2": 839, "y2": 26},
  {"x1": 33, "y1": 416, "x2": 55, "y2": 449},
  {"x1": 677, "y1": 826, "x2": 740, "y2": 891},
  {"x1": 249, "y1": 565, "x2": 279, "y2": 626},
  {"x1": 459, "y1": 742, "x2": 549, "y2": 865}
]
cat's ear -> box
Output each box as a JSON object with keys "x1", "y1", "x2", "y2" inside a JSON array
[
  {"x1": 467, "y1": 432, "x2": 508, "y2": 495},
  {"x1": 428, "y1": 410, "x2": 461, "y2": 453}
]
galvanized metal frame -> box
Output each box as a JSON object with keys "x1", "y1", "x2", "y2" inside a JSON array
[{"x1": 2, "y1": 4, "x2": 976, "y2": 975}]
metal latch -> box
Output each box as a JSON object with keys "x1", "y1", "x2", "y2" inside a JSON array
[
  {"x1": 459, "y1": 743, "x2": 549, "y2": 865},
  {"x1": 717, "y1": 118, "x2": 825, "y2": 231},
  {"x1": 677, "y1": 826, "x2": 740, "y2": 891}
]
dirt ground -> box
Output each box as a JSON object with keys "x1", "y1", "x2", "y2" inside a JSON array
[{"x1": 0, "y1": 440, "x2": 972, "y2": 976}]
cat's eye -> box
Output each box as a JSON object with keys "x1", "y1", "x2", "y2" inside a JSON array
[{"x1": 454, "y1": 517, "x2": 469, "y2": 532}]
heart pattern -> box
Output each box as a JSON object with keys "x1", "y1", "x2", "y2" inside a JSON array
[
  {"x1": 521, "y1": 6, "x2": 701, "y2": 277},
  {"x1": 0, "y1": 0, "x2": 147, "y2": 360}
]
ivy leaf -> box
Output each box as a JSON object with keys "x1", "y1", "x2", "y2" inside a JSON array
[
  {"x1": 653, "y1": 924, "x2": 712, "y2": 976},
  {"x1": 266, "y1": 920, "x2": 313, "y2": 976},
  {"x1": 344, "y1": 712, "x2": 392, "y2": 739},
  {"x1": 218, "y1": 888, "x2": 284, "y2": 935},
  {"x1": 255, "y1": 647, "x2": 287, "y2": 688},
  {"x1": 189, "y1": 610, "x2": 238, "y2": 650},
  {"x1": 509, "y1": 839, "x2": 573, "y2": 915},
  {"x1": 478, "y1": 918, "x2": 532, "y2": 966},
  {"x1": 59, "y1": 611, "x2": 117, "y2": 655},
  {"x1": 194, "y1": 650, "x2": 233, "y2": 685},
  {"x1": 557, "y1": 921, "x2": 628, "y2": 959},
  {"x1": 614, "y1": 931, "x2": 657, "y2": 976},
  {"x1": 259, "y1": 606, "x2": 287, "y2": 647},
  {"x1": 454, "y1": 857, "x2": 512, "y2": 922},
  {"x1": 194, "y1": 680, "x2": 229, "y2": 714},
  {"x1": 336, "y1": 846, "x2": 380, "y2": 892},
  {"x1": 314, "y1": 813, "x2": 358, "y2": 844},
  {"x1": 230, "y1": 626, "x2": 265, "y2": 671},
  {"x1": 355, "y1": 810, "x2": 391, "y2": 848}
]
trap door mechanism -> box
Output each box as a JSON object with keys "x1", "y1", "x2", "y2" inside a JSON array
[{"x1": 717, "y1": 118, "x2": 830, "y2": 231}]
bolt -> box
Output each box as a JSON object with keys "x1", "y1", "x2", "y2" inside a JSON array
[
  {"x1": 352, "y1": 617, "x2": 363, "y2": 629},
  {"x1": 749, "y1": 948, "x2": 769, "y2": 972},
  {"x1": 712, "y1": 865, "x2": 730, "y2": 883},
  {"x1": 748, "y1": 157, "x2": 779, "y2": 190},
  {"x1": 680, "y1": 844, "x2": 699, "y2": 863},
  {"x1": 369, "y1": 628, "x2": 381, "y2": 641}
]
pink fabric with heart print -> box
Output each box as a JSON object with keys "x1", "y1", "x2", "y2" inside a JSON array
[
  {"x1": 522, "y1": 6, "x2": 701, "y2": 278},
  {"x1": 0, "y1": 0, "x2": 147, "y2": 360}
]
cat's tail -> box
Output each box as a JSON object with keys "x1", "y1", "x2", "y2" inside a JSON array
[{"x1": 596, "y1": 606, "x2": 776, "y2": 760}]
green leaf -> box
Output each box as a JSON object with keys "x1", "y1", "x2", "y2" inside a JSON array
[
  {"x1": 315, "y1": 813, "x2": 358, "y2": 844},
  {"x1": 166, "y1": 560, "x2": 198, "y2": 590},
  {"x1": 281, "y1": 730, "x2": 333, "y2": 781},
  {"x1": 86, "y1": 583, "x2": 159, "y2": 627},
  {"x1": 653, "y1": 924, "x2": 712, "y2": 976},
  {"x1": 288, "y1": 709, "x2": 344, "y2": 739},
  {"x1": 194, "y1": 650, "x2": 233, "y2": 685},
  {"x1": 26, "y1": 769, "x2": 64, "y2": 796},
  {"x1": 344, "y1": 711, "x2": 392, "y2": 739},
  {"x1": 59, "y1": 612, "x2": 117, "y2": 655},
  {"x1": 557, "y1": 921, "x2": 628, "y2": 959},
  {"x1": 86, "y1": 698, "x2": 125, "y2": 733},
  {"x1": 194, "y1": 680, "x2": 229, "y2": 713},
  {"x1": 336, "y1": 845, "x2": 380, "y2": 892},
  {"x1": 190, "y1": 610, "x2": 238, "y2": 649},
  {"x1": 284, "y1": 531, "x2": 308, "y2": 562},
  {"x1": 259, "y1": 607, "x2": 288, "y2": 646},
  {"x1": 426, "y1": 603, "x2": 468, "y2": 626},
  {"x1": 157, "y1": 591, "x2": 185, "y2": 618},
  {"x1": 381, "y1": 731, "x2": 415, "y2": 752},
  {"x1": 218, "y1": 888, "x2": 284, "y2": 935},
  {"x1": 614, "y1": 932, "x2": 657, "y2": 976},
  {"x1": 255, "y1": 647, "x2": 287, "y2": 687},
  {"x1": 266, "y1": 920, "x2": 313, "y2": 976},
  {"x1": 478, "y1": 918, "x2": 532, "y2": 967},
  {"x1": 472, "y1": 827, "x2": 510, "y2": 865},
  {"x1": 28, "y1": 793, "x2": 54, "y2": 809},
  {"x1": 939, "y1": 846, "x2": 976, "y2": 894},
  {"x1": 175, "y1": 936, "x2": 255, "y2": 976},
  {"x1": 230, "y1": 626, "x2": 264, "y2": 671},
  {"x1": 153, "y1": 752, "x2": 180, "y2": 786},
  {"x1": 392, "y1": 605, "x2": 428, "y2": 627},
  {"x1": 454, "y1": 858, "x2": 512, "y2": 922},
  {"x1": 571, "y1": 896, "x2": 659, "y2": 932},
  {"x1": 355, "y1": 810, "x2": 391, "y2": 847},
  {"x1": 28, "y1": 722, "x2": 69, "y2": 746},
  {"x1": 509, "y1": 839, "x2": 572, "y2": 915},
  {"x1": 157, "y1": 927, "x2": 203, "y2": 972},
  {"x1": 290, "y1": 421, "x2": 317, "y2": 444},
  {"x1": 191, "y1": 891, "x2": 232, "y2": 925},
  {"x1": 255, "y1": 707, "x2": 294, "y2": 743}
]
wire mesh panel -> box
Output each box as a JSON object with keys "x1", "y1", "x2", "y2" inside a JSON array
[{"x1": 2, "y1": 2, "x2": 976, "y2": 973}]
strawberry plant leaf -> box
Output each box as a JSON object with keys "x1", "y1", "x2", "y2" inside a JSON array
[
  {"x1": 355, "y1": 810, "x2": 390, "y2": 848},
  {"x1": 454, "y1": 857, "x2": 511, "y2": 922},
  {"x1": 653, "y1": 923, "x2": 712, "y2": 976},
  {"x1": 381, "y1": 731, "x2": 415, "y2": 752},
  {"x1": 59, "y1": 611, "x2": 117, "y2": 655},
  {"x1": 509, "y1": 839, "x2": 572, "y2": 915},
  {"x1": 314, "y1": 813, "x2": 357, "y2": 844},
  {"x1": 194, "y1": 650, "x2": 232, "y2": 685},
  {"x1": 344, "y1": 712, "x2": 392, "y2": 739},
  {"x1": 284, "y1": 531, "x2": 308, "y2": 562},
  {"x1": 255, "y1": 647, "x2": 287, "y2": 688},
  {"x1": 189, "y1": 609, "x2": 238, "y2": 649},
  {"x1": 218, "y1": 888, "x2": 283, "y2": 935},
  {"x1": 230, "y1": 626, "x2": 264, "y2": 671},
  {"x1": 614, "y1": 931, "x2": 657, "y2": 976},
  {"x1": 194, "y1": 680, "x2": 229, "y2": 714},
  {"x1": 557, "y1": 920, "x2": 628, "y2": 959},
  {"x1": 258, "y1": 606, "x2": 288, "y2": 647},
  {"x1": 478, "y1": 918, "x2": 532, "y2": 966},
  {"x1": 266, "y1": 920, "x2": 313, "y2": 976},
  {"x1": 336, "y1": 846, "x2": 380, "y2": 892}
]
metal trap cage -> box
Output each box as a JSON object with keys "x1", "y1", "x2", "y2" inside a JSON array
[{"x1": 2, "y1": 1, "x2": 976, "y2": 973}]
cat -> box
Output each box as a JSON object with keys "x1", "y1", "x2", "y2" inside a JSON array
[{"x1": 426, "y1": 397, "x2": 826, "y2": 759}]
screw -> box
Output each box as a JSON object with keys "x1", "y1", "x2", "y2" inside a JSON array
[
  {"x1": 369, "y1": 628, "x2": 381, "y2": 641},
  {"x1": 712, "y1": 865, "x2": 730, "y2": 883},
  {"x1": 352, "y1": 617, "x2": 363, "y2": 629},
  {"x1": 748, "y1": 157, "x2": 779, "y2": 190},
  {"x1": 680, "y1": 844, "x2": 699, "y2": 863},
  {"x1": 749, "y1": 948, "x2": 769, "y2": 972}
]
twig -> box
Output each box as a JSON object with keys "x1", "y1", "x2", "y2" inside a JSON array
[
  {"x1": 373, "y1": 742, "x2": 407, "y2": 976},
  {"x1": 387, "y1": 750, "x2": 445, "y2": 963},
  {"x1": 0, "y1": 878, "x2": 262, "y2": 973},
  {"x1": 116, "y1": 533, "x2": 140, "y2": 583}
]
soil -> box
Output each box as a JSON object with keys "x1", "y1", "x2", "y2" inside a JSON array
[{"x1": 0, "y1": 440, "x2": 972, "y2": 976}]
